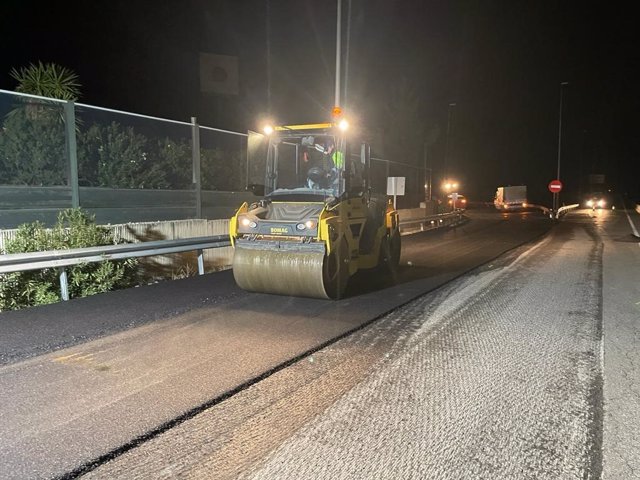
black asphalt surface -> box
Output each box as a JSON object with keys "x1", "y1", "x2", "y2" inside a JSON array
[
  {"x1": 0, "y1": 208, "x2": 553, "y2": 479},
  {"x1": 82, "y1": 207, "x2": 638, "y2": 480},
  {"x1": 0, "y1": 208, "x2": 550, "y2": 367}
]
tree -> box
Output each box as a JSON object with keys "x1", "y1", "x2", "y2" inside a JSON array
[
  {"x1": 77, "y1": 122, "x2": 167, "y2": 188},
  {"x1": 0, "y1": 62, "x2": 81, "y2": 185},
  {"x1": 10, "y1": 61, "x2": 81, "y2": 101},
  {"x1": 201, "y1": 147, "x2": 244, "y2": 191},
  {"x1": 0, "y1": 109, "x2": 66, "y2": 185}
]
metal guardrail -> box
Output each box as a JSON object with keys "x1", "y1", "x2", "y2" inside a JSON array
[
  {"x1": 0, "y1": 235, "x2": 231, "y2": 301},
  {"x1": 399, "y1": 211, "x2": 465, "y2": 234},
  {"x1": 556, "y1": 204, "x2": 580, "y2": 218},
  {"x1": 527, "y1": 204, "x2": 551, "y2": 216}
]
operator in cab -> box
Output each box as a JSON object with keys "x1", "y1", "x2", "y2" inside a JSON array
[{"x1": 302, "y1": 136, "x2": 339, "y2": 191}]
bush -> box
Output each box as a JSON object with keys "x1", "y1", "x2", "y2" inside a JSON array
[
  {"x1": 201, "y1": 147, "x2": 245, "y2": 191},
  {"x1": 0, "y1": 107, "x2": 66, "y2": 186},
  {"x1": 0, "y1": 209, "x2": 138, "y2": 311},
  {"x1": 77, "y1": 122, "x2": 169, "y2": 189}
]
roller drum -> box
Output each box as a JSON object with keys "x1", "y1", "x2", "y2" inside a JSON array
[{"x1": 233, "y1": 241, "x2": 329, "y2": 299}]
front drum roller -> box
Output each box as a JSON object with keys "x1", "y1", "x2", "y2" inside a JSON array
[{"x1": 232, "y1": 240, "x2": 350, "y2": 299}]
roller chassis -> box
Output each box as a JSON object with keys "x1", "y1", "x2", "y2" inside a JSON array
[
  {"x1": 231, "y1": 192, "x2": 400, "y2": 299},
  {"x1": 229, "y1": 123, "x2": 400, "y2": 299}
]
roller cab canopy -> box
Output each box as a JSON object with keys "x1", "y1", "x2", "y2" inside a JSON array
[{"x1": 246, "y1": 123, "x2": 369, "y2": 203}]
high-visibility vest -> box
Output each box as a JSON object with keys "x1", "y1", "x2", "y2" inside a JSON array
[{"x1": 332, "y1": 150, "x2": 345, "y2": 169}]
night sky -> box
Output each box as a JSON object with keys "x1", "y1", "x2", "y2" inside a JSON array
[{"x1": 1, "y1": 1, "x2": 638, "y2": 204}]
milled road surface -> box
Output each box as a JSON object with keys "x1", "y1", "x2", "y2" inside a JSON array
[
  {"x1": 86, "y1": 212, "x2": 608, "y2": 479},
  {"x1": 1, "y1": 207, "x2": 638, "y2": 479},
  {"x1": 242, "y1": 217, "x2": 605, "y2": 480},
  {"x1": 85, "y1": 208, "x2": 637, "y2": 480}
]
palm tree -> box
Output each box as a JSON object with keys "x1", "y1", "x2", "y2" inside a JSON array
[
  {"x1": 7, "y1": 62, "x2": 81, "y2": 125},
  {"x1": 0, "y1": 63, "x2": 82, "y2": 185},
  {"x1": 10, "y1": 61, "x2": 81, "y2": 101}
]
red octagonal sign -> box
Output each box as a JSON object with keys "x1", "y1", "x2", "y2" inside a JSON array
[{"x1": 548, "y1": 179, "x2": 563, "y2": 193}]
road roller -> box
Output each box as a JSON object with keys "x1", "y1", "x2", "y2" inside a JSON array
[{"x1": 230, "y1": 121, "x2": 400, "y2": 299}]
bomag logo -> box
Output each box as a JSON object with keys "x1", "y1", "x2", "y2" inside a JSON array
[{"x1": 270, "y1": 227, "x2": 289, "y2": 234}]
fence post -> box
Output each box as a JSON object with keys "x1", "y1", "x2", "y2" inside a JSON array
[
  {"x1": 197, "y1": 248, "x2": 204, "y2": 275},
  {"x1": 64, "y1": 101, "x2": 79, "y2": 208},
  {"x1": 191, "y1": 117, "x2": 202, "y2": 218},
  {"x1": 59, "y1": 268, "x2": 69, "y2": 301}
]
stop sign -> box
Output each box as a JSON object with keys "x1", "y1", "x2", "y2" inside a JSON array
[{"x1": 548, "y1": 179, "x2": 563, "y2": 193}]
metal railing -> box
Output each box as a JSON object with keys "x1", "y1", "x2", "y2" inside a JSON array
[
  {"x1": 399, "y1": 211, "x2": 466, "y2": 235},
  {"x1": 0, "y1": 235, "x2": 230, "y2": 301},
  {"x1": 556, "y1": 204, "x2": 580, "y2": 218}
]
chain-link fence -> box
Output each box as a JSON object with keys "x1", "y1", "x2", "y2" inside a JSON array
[
  {"x1": 0, "y1": 91, "x2": 67, "y2": 187},
  {"x1": 0, "y1": 89, "x2": 252, "y2": 227},
  {"x1": 0, "y1": 88, "x2": 432, "y2": 225}
]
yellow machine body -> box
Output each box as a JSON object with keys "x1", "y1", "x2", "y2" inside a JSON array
[{"x1": 229, "y1": 122, "x2": 400, "y2": 299}]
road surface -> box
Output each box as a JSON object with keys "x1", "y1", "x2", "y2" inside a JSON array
[{"x1": 1, "y1": 207, "x2": 638, "y2": 479}]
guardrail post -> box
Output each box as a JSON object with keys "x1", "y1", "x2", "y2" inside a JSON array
[
  {"x1": 59, "y1": 268, "x2": 69, "y2": 301},
  {"x1": 197, "y1": 248, "x2": 204, "y2": 275},
  {"x1": 64, "y1": 101, "x2": 79, "y2": 208},
  {"x1": 191, "y1": 117, "x2": 202, "y2": 218}
]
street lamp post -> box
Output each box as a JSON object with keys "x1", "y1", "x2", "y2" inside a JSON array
[
  {"x1": 334, "y1": 0, "x2": 342, "y2": 108},
  {"x1": 424, "y1": 169, "x2": 432, "y2": 205},
  {"x1": 444, "y1": 102, "x2": 456, "y2": 176},
  {"x1": 554, "y1": 82, "x2": 569, "y2": 214},
  {"x1": 423, "y1": 142, "x2": 432, "y2": 205}
]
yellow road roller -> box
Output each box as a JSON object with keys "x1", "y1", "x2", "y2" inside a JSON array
[{"x1": 230, "y1": 121, "x2": 400, "y2": 299}]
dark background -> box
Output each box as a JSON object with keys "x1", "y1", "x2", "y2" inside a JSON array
[{"x1": 1, "y1": 0, "x2": 638, "y2": 205}]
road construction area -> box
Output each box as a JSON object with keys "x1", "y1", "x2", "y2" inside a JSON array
[{"x1": 0, "y1": 207, "x2": 638, "y2": 479}]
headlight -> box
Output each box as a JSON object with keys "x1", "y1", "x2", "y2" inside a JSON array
[
  {"x1": 240, "y1": 217, "x2": 257, "y2": 228},
  {"x1": 597, "y1": 199, "x2": 605, "y2": 207},
  {"x1": 586, "y1": 200, "x2": 593, "y2": 207},
  {"x1": 296, "y1": 220, "x2": 317, "y2": 231}
]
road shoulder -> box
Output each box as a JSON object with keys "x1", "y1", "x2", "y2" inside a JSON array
[{"x1": 602, "y1": 210, "x2": 640, "y2": 479}]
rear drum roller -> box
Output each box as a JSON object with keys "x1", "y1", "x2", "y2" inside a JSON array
[
  {"x1": 389, "y1": 229, "x2": 401, "y2": 268},
  {"x1": 379, "y1": 230, "x2": 401, "y2": 272},
  {"x1": 322, "y1": 238, "x2": 350, "y2": 299}
]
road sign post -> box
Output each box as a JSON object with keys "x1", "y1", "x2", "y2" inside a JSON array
[
  {"x1": 387, "y1": 177, "x2": 405, "y2": 209},
  {"x1": 548, "y1": 179, "x2": 563, "y2": 217},
  {"x1": 548, "y1": 179, "x2": 563, "y2": 193}
]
